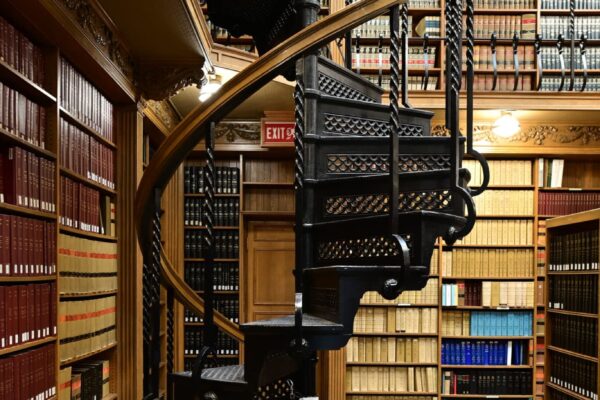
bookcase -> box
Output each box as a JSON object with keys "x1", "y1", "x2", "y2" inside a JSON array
[
  {"x1": 335, "y1": 0, "x2": 600, "y2": 92},
  {"x1": 346, "y1": 157, "x2": 600, "y2": 400},
  {"x1": 0, "y1": 9, "x2": 139, "y2": 398},
  {"x1": 544, "y1": 208, "x2": 600, "y2": 400}
]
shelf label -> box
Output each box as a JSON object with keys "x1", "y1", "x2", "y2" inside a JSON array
[{"x1": 261, "y1": 120, "x2": 295, "y2": 147}]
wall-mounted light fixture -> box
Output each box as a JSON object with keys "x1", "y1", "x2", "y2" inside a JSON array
[
  {"x1": 198, "y1": 74, "x2": 222, "y2": 102},
  {"x1": 492, "y1": 110, "x2": 520, "y2": 138}
]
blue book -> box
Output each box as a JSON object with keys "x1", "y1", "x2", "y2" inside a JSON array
[
  {"x1": 483, "y1": 341, "x2": 490, "y2": 365},
  {"x1": 465, "y1": 341, "x2": 472, "y2": 365}
]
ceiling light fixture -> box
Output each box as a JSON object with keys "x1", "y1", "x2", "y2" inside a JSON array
[
  {"x1": 492, "y1": 110, "x2": 520, "y2": 138},
  {"x1": 198, "y1": 74, "x2": 222, "y2": 102}
]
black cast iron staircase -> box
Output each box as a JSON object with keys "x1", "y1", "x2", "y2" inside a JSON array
[{"x1": 135, "y1": 0, "x2": 489, "y2": 399}]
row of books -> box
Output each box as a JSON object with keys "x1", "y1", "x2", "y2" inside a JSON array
[
  {"x1": 541, "y1": 47, "x2": 600, "y2": 70},
  {"x1": 346, "y1": 337, "x2": 438, "y2": 363},
  {"x1": 549, "y1": 352, "x2": 598, "y2": 399},
  {"x1": 467, "y1": 0, "x2": 536, "y2": 8},
  {"x1": 442, "y1": 281, "x2": 535, "y2": 308},
  {"x1": 351, "y1": 47, "x2": 437, "y2": 70},
  {"x1": 183, "y1": 358, "x2": 238, "y2": 372},
  {"x1": 441, "y1": 339, "x2": 529, "y2": 365},
  {"x1": 441, "y1": 370, "x2": 532, "y2": 394},
  {"x1": 457, "y1": 219, "x2": 533, "y2": 246},
  {"x1": 0, "y1": 215, "x2": 56, "y2": 276},
  {"x1": 361, "y1": 279, "x2": 438, "y2": 305},
  {"x1": 548, "y1": 228, "x2": 599, "y2": 271},
  {"x1": 0, "y1": 282, "x2": 56, "y2": 348},
  {"x1": 184, "y1": 297, "x2": 239, "y2": 324},
  {"x1": 0, "y1": 344, "x2": 56, "y2": 400},
  {"x1": 58, "y1": 295, "x2": 116, "y2": 362},
  {"x1": 0, "y1": 16, "x2": 45, "y2": 86},
  {"x1": 349, "y1": 0, "x2": 441, "y2": 7},
  {"x1": 59, "y1": 361, "x2": 110, "y2": 400},
  {"x1": 184, "y1": 230, "x2": 240, "y2": 259},
  {"x1": 463, "y1": 46, "x2": 535, "y2": 71},
  {"x1": 461, "y1": 74, "x2": 534, "y2": 91},
  {"x1": 60, "y1": 59, "x2": 114, "y2": 142},
  {"x1": 461, "y1": 14, "x2": 537, "y2": 39},
  {"x1": 0, "y1": 146, "x2": 57, "y2": 212},
  {"x1": 539, "y1": 158, "x2": 565, "y2": 187},
  {"x1": 0, "y1": 82, "x2": 47, "y2": 148},
  {"x1": 474, "y1": 190, "x2": 534, "y2": 215},
  {"x1": 442, "y1": 248, "x2": 535, "y2": 278},
  {"x1": 542, "y1": 0, "x2": 600, "y2": 8},
  {"x1": 363, "y1": 75, "x2": 439, "y2": 91},
  {"x1": 346, "y1": 366, "x2": 437, "y2": 393},
  {"x1": 59, "y1": 176, "x2": 106, "y2": 234},
  {"x1": 184, "y1": 198, "x2": 240, "y2": 227},
  {"x1": 59, "y1": 118, "x2": 115, "y2": 190},
  {"x1": 184, "y1": 262, "x2": 239, "y2": 291},
  {"x1": 348, "y1": 397, "x2": 435, "y2": 400},
  {"x1": 540, "y1": 16, "x2": 600, "y2": 40},
  {"x1": 541, "y1": 75, "x2": 600, "y2": 91},
  {"x1": 58, "y1": 234, "x2": 118, "y2": 295},
  {"x1": 184, "y1": 329, "x2": 239, "y2": 355},
  {"x1": 184, "y1": 166, "x2": 240, "y2": 194},
  {"x1": 415, "y1": 16, "x2": 441, "y2": 37},
  {"x1": 539, "y1": 192, "x2": 600, "y2": 216},
  {"x1": 464, "y1": 159, "x2": 533, "y2": 187},
  {"x1": 549, "y1": 313, "x2": 598, "y2": 357},
  {"x1": 354, "y1": 307, "x2": 438, "y2": 334},
  {"x1": 548, "y1": 275, "x2": 598, "y2": 313},
  {"x1": 441, "y1": 310, "x2": 533, "y2": 336}
]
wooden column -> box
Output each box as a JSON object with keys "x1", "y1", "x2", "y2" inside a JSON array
[
  {"x1": 116, "y1": 104, "x2": 145, "y2": 399},
  {"x1": 319, "y1": 349, "x2": 347, "y2": 400}
]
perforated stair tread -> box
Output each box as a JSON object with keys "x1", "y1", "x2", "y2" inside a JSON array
[
  {"x1": 241, "y1": 313, "x2": 344, "y2": 333},
  {"x1": 171, "y1": 365, "x2": 247, "y2": 385}
]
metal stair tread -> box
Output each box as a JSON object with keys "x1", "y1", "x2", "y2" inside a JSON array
[
  {"x1": 171, "y1": 365, "x2": 248, "y2": 385},
  {"x1": 306, "y1": 210, "x2": 467, "y2": 229},
  {"x1": 241, "y1": 313, "x2": 344, "y2": 333}
]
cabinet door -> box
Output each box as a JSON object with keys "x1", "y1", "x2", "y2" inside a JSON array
[{"x1": 245, "y1": 221, "x2": 295, "y2": 322}]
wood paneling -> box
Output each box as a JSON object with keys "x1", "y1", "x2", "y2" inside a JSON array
[{"x1": 245, "y1": 221, "x2": 295, "y2": 322}]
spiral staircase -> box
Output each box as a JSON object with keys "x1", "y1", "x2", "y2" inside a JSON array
[{"x1": 134, "y1": 0, "x2": 489, "y2": 398}]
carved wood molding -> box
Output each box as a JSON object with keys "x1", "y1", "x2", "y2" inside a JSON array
[
  {"x1": 214, "y1": 120, "x2": 261, "y2": 144},
  {"x1": 136, "y1": 62, "x2": 206, "y2": 100},
  {"x1": 431, "y1": 123, "x2": 600, "y2": 146},
  {"x1": 145, "y1": 100, "x2": 181, "y2": 131},
  {"x1": 57, "y1": 0, "x2": 135, "y2": 79}
]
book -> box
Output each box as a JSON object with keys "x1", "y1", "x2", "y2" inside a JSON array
[
  {"x1": 184, "y1": 328, "x2": 239, "y2": 356},
  {"x1": 456, "y1": 219, "x2": 533, "y2": 246},
  {"x1": 361, "y1": 279, "x2": 438, "y2": 305},
  {"x1": 59, "y1": 176, "x2": 110, "y2": 235},
  {"x1": 548, "y1": 275, "x2": 598, "y2": 313},
  {"x1": 442, "y1": 281, "x2": 534, "y2": 307},
  {"x1": 184, "y1": 229, "x2": 239, "y2": 259},
  {"x1": 0, "y1": 16, "x2": 46, "y2": 86},
  {"x1": 346, "y1": 337, "x2": 438, "y2": 363},
  {"x1": 184, "y1": 165, "x2": 240, "y2": 194},
  {"x1": 0, "y1": 343, "x2": 56, "y2": 399},
  {"x1": 441, "y1": 339, "x2": 529, "y2": 365},
  {"x1": 548, "y1": 227, "x2": 599, "y2": 272},
  {"x1": 550, "y1": 313, "x2": 598, "y2": 357},
  {"x1": 184, "y1": 198, "x2": 239, "y2": 227},
  {"x1": 463, "y1": 159, "x2": 533, "y2": 186},
  {"x1": 549, "y1": 352, "x2": 598, "y2": 398},
  {"x1": 473, "y1": 190, "x2": 534, "y2": 215},
  {"x1": 442, "y1": 310, "x2": 533, "y2": 336},
  {"x1": 441, "y1": 370, "x2": 532, "y2": 394},
  {"x1": 346, "y1": 366, "x2": 437, "y2": 392},
  {"x1": 0, "y1": 82, "x2": 47, "y2": 148}
]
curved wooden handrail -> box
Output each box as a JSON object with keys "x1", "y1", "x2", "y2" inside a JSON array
[{"x1": 136, "y1": 0, "x2": 401, "y2": 343}]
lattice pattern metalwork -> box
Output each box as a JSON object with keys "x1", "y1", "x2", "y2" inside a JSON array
[
  {"x1": 323, "y1": 113, "x2": 389, "y2": 136},
  {"x1": 325, "y1": 194, "x2": 389, "y2": 216},
  {"x1": 398, "y1": 190, "x2": 452, "y2": 212},
  {"x1": 318, "y1": 73, "x2": 376, "y2": 103},
  {"x1": 398, "y1": 123, "x2": 425, "y2": 137},
  {"x1": 326, "y1": 154, "x2": 390, "y2": 174},
  {"x1": 318, "y1": 236, "x2": 400, "y2": 261},
  {"x1": 253, "y1": 379, "x2": 295, "y2": 399},
  {"x1": 398, "y1": 155, "x2": 451, "y2": 172}
]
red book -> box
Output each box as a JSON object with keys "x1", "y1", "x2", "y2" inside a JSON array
[
  {"x1": 6, "y1": 285, "x2": 17, "y2": 346},
  {"x1": 39, "y1": 107, "x2": 46, "y2": 149},
  {"x1": 1, "y1": 148, "x2": 17, "y2": 205},
  {"x1": 18, "y1": 285, "x2": 27, "y2": 343},
  {"x1": 50, "y1": 283, "x2": 56, "y2": 335},
  {"x1": 26, "y1": 284, "x2": 34, "y2": 340},
  {"x1": 34, "y1": 284, "x2": 41, "y2": 339},
  {"x1": 41, "y1": 284, "x2": 49, "y2": 338},
  {"x1": 0, "y1": 215, "x2": 9, "y2": 276},
  {"x1": 0, "y1": 286, "x2": 5, "y2": 348}
]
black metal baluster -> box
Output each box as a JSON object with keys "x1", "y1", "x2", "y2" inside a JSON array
[
  {"x1": 580, "y1": 34, "x2": 588, "y2": 91},
  {"x1": 401, "y1": 2, "x2": 412, "y2": 107},
  {"x1": 345, "y1": 0, "x2": 352, "y2": 69},
  {"x1": 166, "y1": 287, "x2": 174, "y2": 400},
  {"x1": 569, "y1": 0, "x2": 576, "y2": 91},
  {"x1": 491, "y1": 33, "x2": 498, "y2": 90},
  {"x1": 389, "y1": 4, "x2": 401, "y2": 235},
  {"x1": 356, "y1": 34, "x2": 362, "y2": 74},
  {"x1": 535, "y1": 34, "x2": 544, "y2": 90},
  {"x1": 558, "y1": 34, "x2": 566, "y2": 91},
  {"x1": 512, "y1": 33, "x2": 520, "y2": 91},
  {"x1": 378, "y1": 34, "x2": 384, "y2": 87},
  {"x1": 422, "y1": 34, "x2": 430, "y2": 90}
]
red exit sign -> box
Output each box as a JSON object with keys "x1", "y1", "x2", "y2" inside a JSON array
[{"x1": 261, "y1": 120, "x2": 295, "y2": 147}]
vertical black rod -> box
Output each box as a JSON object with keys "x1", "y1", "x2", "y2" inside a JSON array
[
  {"x1": 345, "y1": 0, "x2": 352, "y2": 69},
  {"x1": 401, "y1": 3, "x2": 411, "y2": 108},
  {"x1": 389, "y1": 5, "x2": 401, "y2": 235},
  {"x1": 422, "y1": 34, "x2": 430, "y2": 90},
  {"x1": 203, "y1": 122, "x2": 217, "y2": 348},
  {"x1": 535, "y1": 34, "x2": 543, "y2": 90},
  {"x1": 558, "y1": 34, "x2": 566, "y2": 91},
  {"x1": 569, "y1": 0, "x2": 576, "y2": 90},
  {"x1": 512, "y1": 33, "x2": 520, "y2": 91},
  {"x1": 490, "y1": 33, "x2": 498, "y2": 90},
  {"x1": 166, "y1": 287, "x2": 175, "y2": 400},
  {"x1": 466, "y1": 0, "x2": 475, "y2": 152},
  {"x1": 378, "y1": 34, "x2": 384, "y2": 87},
  {"x1": 446, "y1": 0, "x2": 463, "y2": 188},
  {"x1": 580, "y1": 34, "x2": 588, "y2": 91},
  {"x1": 356, "y1": 34, "x2": 362, "y2": 74}
]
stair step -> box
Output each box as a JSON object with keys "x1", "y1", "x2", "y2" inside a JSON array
[
  {"x1": 202, "y1": 365, "x2": 246, "y2": 384},
  {"x1": 241, "y1": 313, "x2": 344, "y2": 334},
  {"x1": 317, "y1": 56, "x2": 382, "y2": 103}
]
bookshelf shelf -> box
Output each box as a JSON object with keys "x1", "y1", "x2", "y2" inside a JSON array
[
  {"x1": 196, "y1": 290, "x2": 239, "y2": 295},
  {"x1": 471, "y1": 185, "x2": 535, "y2": 190},
  {"x1": 441, "y1": 365, "x2": 533, "y2": 369},
  {"x1": 59, "y1": 167, "x2": 117, "y2": 196},
  {"x1": 183, "y1": 354, "x2": 239, "y2": 359},
  {"x1": 477, "y1": 215, "x2": 535, "y2": 219},
  {"x1": 349, "y1": 392, "x2": 438, "y2": 396},
  {"x1": 353, "y1": 68, "x2": 441, "y2": 75},
  {"x1": 465, "y1": 8, "x2": 538, "y2": 13},
  {"x1": 0, "y1": 201, "x2": 57, "y2": 220},
  {"x1": 547, "y1": 345, "x2": 598, "y2": 363},
  {"x1": 354, "y1": 332, "x2": 439, "y2": 337},
  {"x1": 359, "y1": 303, "x2": 438, "y2": 307},
  {"x1": 59, "y1": 107, "x2": 116, "y2": 150},
  {"x1": 242, "y1": 211, "x2": 295, "y2": 218},
  {"x1": 0, "y1": 59, "x2": 56, "y2": 105},
  {"x1": 346, "y1": 362, "x2": 439, "y2": 366},
  {"x1": 442, "y1": 276, "x2": 535, "y2": 281},
  {"x1": 184, "y1": 226, "x2": 239, "y2": 230},
  {"x1": 0, "y1": 336, "x2": 57, "y2": 357},
  {"x1": 546, "y1": 382, "x2": 592, "y2": 400},
  {"x1": 539, "y1": 187, "x2": 600, "y2": 191},
  {"x1": 442, "y1": 336, "x2": 534, "y2": 340},
  {"x1": 546, "y1": 308, "x2": 598, "y2": 319},
  {"x1": 540, "y1": 9, "x2": 600, "y2": 15},
  {"x1": 442, "y1": 305, "x2": 535, "y2": 310},
  {"x1": 547, "y1": 270, "x2": 599, "y2": 275},
  {"x1": 60, "y1": 225, "x2": 118, "y2": 242},
  {"x1": 59, "y1": 342, "x2": 117, "y2": 367},
  {"x1": 59, "y1": 289, "x2": 118, "y2": 299},
  {"x1": 0, "y1": 126, "x2": 57, "y2": 160},
  {"x1": 0, "y1": 275, "x2": 56, "y2": 283},
  {"x1": 184, "y1": 258, "x2": 239, "y2": 262},
  {"x1": 440, "y1": 395, "x2": 534, "y2": 398},
  {"x1": 243, "y1": 181, "x2": 294, "y2": 188},
  {"x1": 184, "y1": 193, "x2": 240, "y2": 198},
  {"x1": 447, "y1": 244, "x2": 535, "y2": 249}
]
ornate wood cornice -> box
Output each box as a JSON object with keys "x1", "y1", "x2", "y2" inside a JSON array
[
  {"x1": 431, "y1": 123, "x2": 600, "y2": 147},
  {"x1": 135, "y1": 62, "x2": 205, "y2": 100},
  {"x1": 57, "y1": 0, "x2": 135, "y2": 79},
  {"x1": 145, "y1": 100, "x2": 182, "y2": 132},
  {"x1": 214, "y1": 121, "x2": 261, "y2": 144}
]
